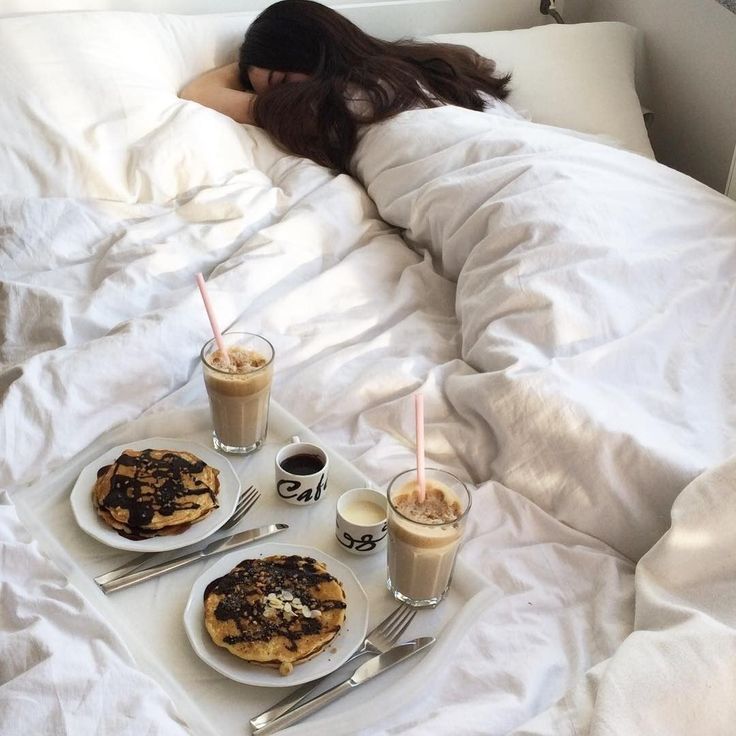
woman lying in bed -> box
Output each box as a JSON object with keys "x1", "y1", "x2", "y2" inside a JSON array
[{"x1": 179, "y1": 0, "x2": 512, "y2": 172}]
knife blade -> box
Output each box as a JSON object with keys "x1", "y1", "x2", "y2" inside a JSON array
[
  {"x1": 95, "y1": 523, "x2": 262, "y2": 586},
  {"x1": 96, "y1": 523, "x2": 288, "y2": 594},
  {"x1": 252, "y1": 636, "x2": 436, "y2": 736}
]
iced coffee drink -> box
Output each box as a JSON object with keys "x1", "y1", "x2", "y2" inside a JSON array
[
  {"x1": 201, "y1": 332, "x2": 274, "y2": 454},
  {"x1": 387, "y1": 468, "x2": 471, "y2": 607}
]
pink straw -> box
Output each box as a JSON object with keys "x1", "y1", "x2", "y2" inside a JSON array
[
  {"x1": 195, "y1": 272, "x2": 229, "y2": 365},
  {"x1": 415, "y1": 392, "x2": 426, "y2": 503}
]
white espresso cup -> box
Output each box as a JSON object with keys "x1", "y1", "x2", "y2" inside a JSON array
[
  {"x1": 335, "y1": 487, "x2": 388, "y2": 555},
  {"x1": 274, "y1": 436, "x2": 329, "y2": 506}
]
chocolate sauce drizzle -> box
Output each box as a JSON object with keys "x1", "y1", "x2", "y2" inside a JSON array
[
  {"x1": 204, "y1": 556, "x2": 346, "y2": 652},
  {"x1": 100, "y1": 449, "x2": 219, "y2": 530}
]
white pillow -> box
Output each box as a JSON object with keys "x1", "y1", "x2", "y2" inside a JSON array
[
  {"x1": 430, "y1": 22, "x2": 655, "y2": 159},
  {"x1": 0, "y1": 13, "x2": 653, "y2": 200},
  {"x1": 0, "y1": 11, "x2": 263, "y2": 199}
]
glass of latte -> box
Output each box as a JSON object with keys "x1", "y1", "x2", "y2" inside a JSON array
[
  {"x1": 200, "y1": 332, "x2": 274, "y2": 454},
  {"x1": 386, "y1": 468, "x2": 471, "y2": 607}
]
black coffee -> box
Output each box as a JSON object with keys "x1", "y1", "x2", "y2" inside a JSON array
[{"x1": 280, "y1": 453, "x2": 324, "y2": 475}]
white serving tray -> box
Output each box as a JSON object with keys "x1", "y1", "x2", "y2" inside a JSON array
[{"x1": 10, "y1": 401, "x2": 489, "y2": 736}]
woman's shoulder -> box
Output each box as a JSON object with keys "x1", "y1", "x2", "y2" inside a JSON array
[{"x1": 482, "y1": 95, "x2": 527, "y2": 121}]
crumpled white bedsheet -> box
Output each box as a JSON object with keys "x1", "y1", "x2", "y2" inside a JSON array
[
  {"x1": 350, "y1": 104, "x2": 736, "y2": 735},
  {"x1": 2, "y1": 9, "x2": 736, "y2": 736},
  {"x1": 511, "y1": 455, "x2": 736, "y2": 736},
  {"x1": 0, "y1": 491, "x2": 192, "y2": 736},
  {"x1": 1, "y1": 130, "x2": 633, "y2": 735},
  {"x1": 354, "y1": 104, "x2": 736, "y2": 562},
  {"x1": 0, "y1": 119, "x2": 634, "y2": 735}
]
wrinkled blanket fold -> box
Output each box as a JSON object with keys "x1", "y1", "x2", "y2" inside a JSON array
[{"x1": 354, "y1": 104, "x2": 736, "y2": 562}]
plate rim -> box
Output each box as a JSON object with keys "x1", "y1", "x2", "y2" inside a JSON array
[
  {"x1": 182, "y1": 541, "x2": 370, "y2": 687},
  {"x1": 69, "y1": 436, "x2": 241, "y2": 552}
]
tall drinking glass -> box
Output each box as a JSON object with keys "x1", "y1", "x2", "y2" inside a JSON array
[
  {"x1": 386, "y1": 467, "x2": 471, "y2": 607},
  {"x1": 200, "y1": 332, "x2": 274, "y2": 454}
]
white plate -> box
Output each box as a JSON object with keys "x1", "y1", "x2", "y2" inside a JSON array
[
  {"x1": 183, "y1": 542, "x2": 369, "y2": 687},
  {"x1": 70, "y1": 437, "x2": 240, "y2": 552}
]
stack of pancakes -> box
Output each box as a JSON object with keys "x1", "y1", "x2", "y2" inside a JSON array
[
  {"x1": 204, "y1": 555, "x2": 347, "y2": 675},
  {"x1": 93, "y1": 448, "x2": 220, "y2": 539}
]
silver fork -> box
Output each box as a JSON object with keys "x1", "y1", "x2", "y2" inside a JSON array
[
  {"x1": 217, "y1": 485, "x2": 260, "y2": 532},
  {"x1": 94, "y1": 485, "x2": 260, "y2": 586},
  {"x1": 249, "y1": 604, "x2": 417, "y2": 731}
]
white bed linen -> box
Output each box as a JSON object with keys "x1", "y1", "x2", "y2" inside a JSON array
[
  {"x1": 0, "y1": 163, "x2": 635, "y2": 734},
  {"x1": 348, "y1": 105, "x2": 736, "y2": 735},
  {"x1": 0, "y1": 115, "x2": 636, "y2": 733},
  {"x1": 0, "y1": 491, "x2": 192, "y2": 736},
  {"x1": 2, "y1": 10, "x2": 736, "y2": 736},
  {"x1": 506, "y1": 455, "x2": 736, "y2": 736},
  {"x1": 4, "y1": 401, "x2": 634, "y2": 736},
  {"x1": 353, "y1": 104, "x2": 736, "y2": 561},
  {"x1": 0, "y1": 134, "x2": 634, "y2": 733}
]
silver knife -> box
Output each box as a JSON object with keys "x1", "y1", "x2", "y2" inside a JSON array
[
  {"x1": 95, "y1": 526, "x2": 259, "y2": 586},
  {"x1": 96, "y1": 524, "x2": 288, "y2": 594},
  {"x1": 252, "y1": 636, "x2": 436, "y2": 736}
]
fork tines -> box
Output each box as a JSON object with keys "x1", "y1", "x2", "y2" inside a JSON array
[
  {"x1": 224, "y1": 485, "x2": 260, "y2": 530},
  {"x1": 370, "y1": 604, "x2": 416, "y2": 643}
]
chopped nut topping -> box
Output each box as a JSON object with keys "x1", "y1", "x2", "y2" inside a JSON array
[
  {"x1": 279, "y1": 662, "x2": 294, "y2": 676},
  {"x1": 264, "y1": 590, "x2": 321, "y2": 619}
]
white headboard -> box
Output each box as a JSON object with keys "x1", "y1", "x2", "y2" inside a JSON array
[{"x1": 0, "y1": 0, "x2": 549, "y2": 36}]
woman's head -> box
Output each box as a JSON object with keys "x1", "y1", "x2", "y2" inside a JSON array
[
  {"x1": 238, "y1": 0, "x2": 511, "y2": 172},
  {"x1": 239, "y1": 0, "x2": 378, "y2": 91},
  {"x1": 246, "y1": 68, "x2": 311, "y2": 95}
]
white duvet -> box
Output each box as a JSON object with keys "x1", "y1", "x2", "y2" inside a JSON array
[
  {"x1": 2, "y1": 10, "x2": 736, "y2": 736},
  {"x1": 352, "y1": 103, "x2": 736, "y2": 735}
]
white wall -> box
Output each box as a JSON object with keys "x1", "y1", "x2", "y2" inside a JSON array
[
  {"x1": 565, "y1": 0, "x2": 736, "y2": 194},
  {"x1": 338, "y1": 1, "x2": 546, "y2": 37},
  {"x1": 0, "y1": 0, "x2": 547, "y2": 37}
]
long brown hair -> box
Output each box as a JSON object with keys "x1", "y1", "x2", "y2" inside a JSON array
[{"x1": 239, "y1": 0, "x2": 511, "y2": 172}]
